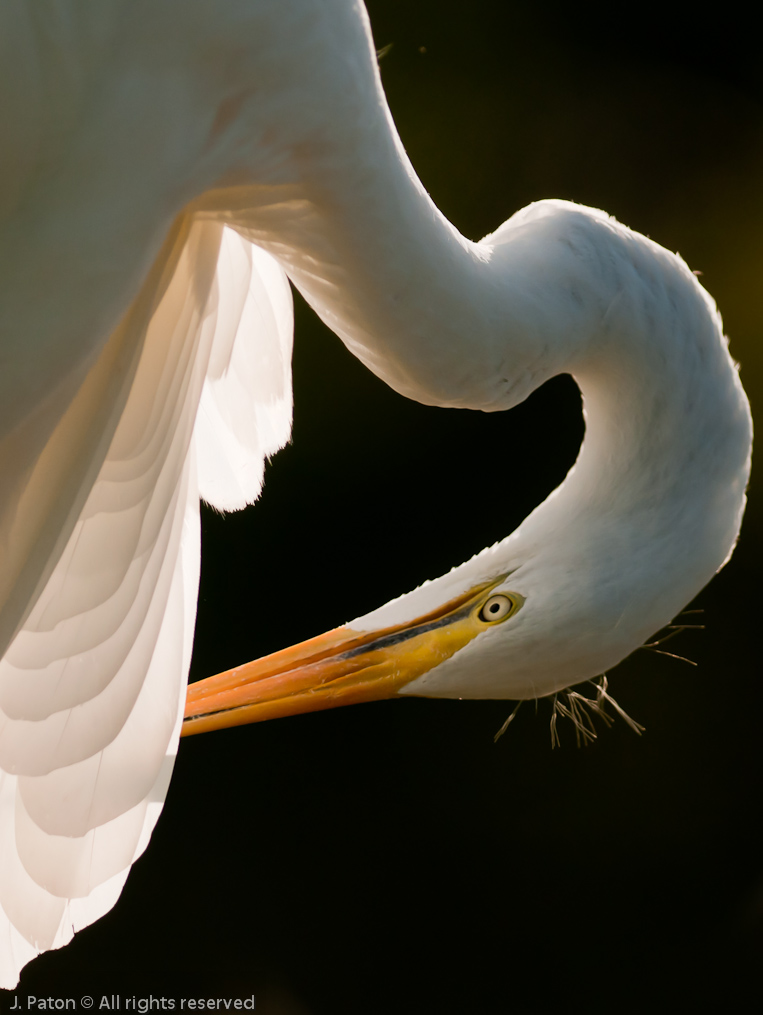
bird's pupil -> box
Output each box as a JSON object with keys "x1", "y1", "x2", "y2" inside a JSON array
[{"x1": 489, "y1": 602, "x2": 500, "y2": 613}]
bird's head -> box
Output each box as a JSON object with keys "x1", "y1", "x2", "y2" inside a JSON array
[{"x1": 181, "y1": 516, "x2": 670, "y2": 736}]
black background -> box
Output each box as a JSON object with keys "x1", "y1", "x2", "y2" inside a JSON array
[{"x1": 6, "y1": 2, "x2": 762, "y2": 1012}]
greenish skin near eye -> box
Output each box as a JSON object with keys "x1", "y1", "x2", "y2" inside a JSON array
[{"x1": 478, "y1": 594, "x2": 518, "y2": 624}]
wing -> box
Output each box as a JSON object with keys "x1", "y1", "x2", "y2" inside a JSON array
[
  {"x1": 0, "y1": 222, "x2": 293, "y2": 988},
  {"x1": 196, "y1": 228, "x2": 293, "y2": 511}
]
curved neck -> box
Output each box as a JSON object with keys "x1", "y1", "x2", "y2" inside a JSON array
[{"x1": 187, "y1": 2, "x2": 751, "y2": 643}]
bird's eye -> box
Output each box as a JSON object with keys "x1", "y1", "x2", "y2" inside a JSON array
[{"x1": 478, "y1": 594, "x2": 517, "y2": 623}]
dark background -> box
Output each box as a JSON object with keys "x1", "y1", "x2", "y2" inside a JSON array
[{"x1": 9, "y1": 2, "x2": 762, "y2": 1012}]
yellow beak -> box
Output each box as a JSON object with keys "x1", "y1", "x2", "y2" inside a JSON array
[{"x1": 182, "y1": 578, "x2": 518, "y2": 736}]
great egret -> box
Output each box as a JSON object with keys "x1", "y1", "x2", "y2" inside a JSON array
[{"x1": 0, "y1": 0, "x2": 751, "y2": 990}]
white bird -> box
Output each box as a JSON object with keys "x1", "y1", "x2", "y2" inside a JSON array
[{"x1": 0, "y1": 0, "x2": 751, "y2": 989}]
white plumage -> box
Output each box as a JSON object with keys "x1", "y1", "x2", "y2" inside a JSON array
[
  {"x1": 0, "y1": 218, "x2": 292, "y2": 983},
  {"x1": 0, "y1": 0, "x2": 751, "y2": 988}
]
